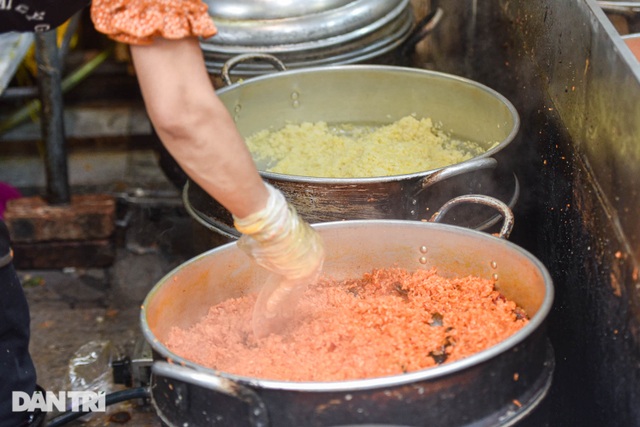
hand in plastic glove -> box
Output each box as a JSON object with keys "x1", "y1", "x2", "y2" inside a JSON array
[{"x1": 233, "y1": 183, "x2": 325, "y2": 336}]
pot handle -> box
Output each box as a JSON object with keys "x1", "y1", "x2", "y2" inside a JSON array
[
  {"x1": 221, "y1": 53, "x2": 287, "y2": 86},
  {"x1": 151, "y1": 361, "x2": 269, "y2": 427},
  {"x1": 182, "y1": 182, "x2": 241, "y2": 240},
  {"x1": 429, "y1": 195, "x2": 514, "y2": 239},
  {"x1": 415, "y1": 157, "x2": 498, "y2": 193},
  {"x1": 398, "y1": 7, "x2": 444, "y2": 57}
]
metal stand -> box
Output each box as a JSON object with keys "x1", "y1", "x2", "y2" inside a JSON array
[{"x1": 34, "y1": 30, "x2": 70, "y2": 205}]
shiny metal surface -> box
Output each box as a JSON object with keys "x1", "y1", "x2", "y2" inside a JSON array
[
  {"x1": 187, "y1": 65, "x2": 520, "y2": 237},
  {"x1": 430, "y1": 194, "x2": 515, "y2": 239},
  {"x1": 212, "y1": 65, "x2": 518, "y2": 153},
  {"x1": 205, "y1": 0, "x2": 406, "y2": 44},
  {"x1": 207, "y1": 0, "x2": 354, "y2": 20},
  {"x1": 0, "y1": 33, "x2": 33, "y2": 95},
  {"x1": 200, "y1": 0, "x2": 415, "y2": 73},
  {"x1": 143, "y1": 220, "x2": 554, "y2": 426},
  {"x1": 598, "y1": 1, "x2": 640, "y2": 14}
]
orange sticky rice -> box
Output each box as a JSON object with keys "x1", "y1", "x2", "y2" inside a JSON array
[{"x1": 165, "y1": 267, "x2": 528, "y2": 382}]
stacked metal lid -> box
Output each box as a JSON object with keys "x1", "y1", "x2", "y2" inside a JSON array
[{"x1": 200, "y1": 0, "x2": 414, "y2": 75}]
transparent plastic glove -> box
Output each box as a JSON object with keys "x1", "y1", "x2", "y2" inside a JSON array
[{"x1": 233, "y1": 183, "x2": 325, "y2": 337}]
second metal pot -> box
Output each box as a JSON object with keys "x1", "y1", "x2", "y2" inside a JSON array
[
  {"x1": 143, "y1": 197, "x2": 554, "y2": 427},
  {"x1": 187, "y1": 65, "x2": 521, "y2": 239}
]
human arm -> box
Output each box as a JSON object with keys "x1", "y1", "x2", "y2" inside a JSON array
[
  {"x1": 90, "y1": 1, "x2": 324, "y2": 332},
  {"x1": 131, "y1": 38, "x2": 324, "y2": 329},
  {"x1": 130, "y1": 37, "x2": 269, "y2": 218}
]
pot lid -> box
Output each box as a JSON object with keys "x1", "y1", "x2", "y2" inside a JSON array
[
  {"x1": 207, "y1": 0, "x2": 355, "y2": 21},
  {"x1": 200, "y1": 0, "x2": 414, "y2": 74}
]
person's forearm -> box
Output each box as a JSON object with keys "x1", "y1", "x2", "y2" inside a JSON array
[{"x1": 130, "y1": 37, "x2": 268, "y2": 219}]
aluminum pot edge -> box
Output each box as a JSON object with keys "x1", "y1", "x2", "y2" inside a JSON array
[
  {"x1": 141, "y1": 220, "x2": 553, "y2": 386},
  {"x1": 142, "y1": 219, "x2": 554, "y2": 426},
  {"x1": 189, "y1": 65, "x2": 522, "y2": 236}
]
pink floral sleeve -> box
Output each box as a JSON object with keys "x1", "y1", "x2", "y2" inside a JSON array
[{"x1": 91, "y1": 0, "x2": 217, "y2": 45}]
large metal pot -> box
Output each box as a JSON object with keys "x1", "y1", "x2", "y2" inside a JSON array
[
  {"x1": 142, "y1": 197, "x2": 554, "y2": 427},
  {"x1": 186, "y1": 64, "x2": 521, "y2": 239},
  {"x1": 200, "y1": 0, "x2": 416, "y2": 75}
]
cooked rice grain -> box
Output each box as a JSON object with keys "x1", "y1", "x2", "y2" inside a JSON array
[
  {"x1": 246, "y1": 116, "x2": 492, "y2": 178},
  {"x1": 166, "y1": 267, "x2": 528, "y2": 382}
]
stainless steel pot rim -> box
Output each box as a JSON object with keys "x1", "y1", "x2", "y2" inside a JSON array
[
  {"x1": 258, "y1": 158, "x2": 491, "y2": 184},
  {"x1": 208, "y1": 0, "x2": 382, "y2": 21},
  {"x1": 202, "y1": 17, "x2": 413, "y2": 73},
  {"x1": 202, "y1": 0, "x2": 411, "y2": 48},
  {"x1": 202, "y1": 23, "x2": 409, "y2": 57},
  {"x1": 215, "y1": 64, "x2": 521, "y2": 184},
  {"x1": 141, "y1": 219, "x2": 553, "y2": 392},
  {"x1": 202, "y1": 26, "x2": 412, "y2": 74},
  {"x1": 182, "y1": 172, "x2": 522, "y2": 240},
  {"x1": 201, "y1": 7, "x2": 413, "y2": 74},
  {"x1": 203, "y1": 43, "x2": 398, "y2": 74}
]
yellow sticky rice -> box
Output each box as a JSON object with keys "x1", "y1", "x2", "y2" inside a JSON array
[{"x1": 246, "y1": 116, "x2": 493, "y2": 178}]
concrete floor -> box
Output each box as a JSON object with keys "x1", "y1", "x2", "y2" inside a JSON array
[
  {"x1": 19, "y1": 193, "x2": 179, "y2": 426},
  {"x1": 21, "y1": 192, "x2": 208, "y2": 426},
  {"x1": 2, "y1": 137, "x2": 227, "y2": 425}
]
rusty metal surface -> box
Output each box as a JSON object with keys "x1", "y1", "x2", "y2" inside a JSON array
[
  {"x1": 501, "y1": 0, "x2": 640, "y2": 257},
  {"x1": 490, "y1": 4, "x2": 640, "y2": 426},
  {"x1": 35, "y1": 31, "x2": 71, "y2": 205},
  {"x1": 416, "y1": 0, "x2": 640, "y2": 425}
]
